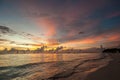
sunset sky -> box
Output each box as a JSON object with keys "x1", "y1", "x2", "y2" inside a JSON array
[{"x1": 0, "y1": 0, "x2": 120, "y2": 50}]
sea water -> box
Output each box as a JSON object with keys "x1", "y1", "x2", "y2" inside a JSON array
[{"x1": 0, "y1": 53, "x2": 110, "y2": 80}]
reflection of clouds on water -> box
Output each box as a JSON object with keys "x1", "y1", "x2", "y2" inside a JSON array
[
  {"x1": 41, "y1": 53, "x2": 44, "y2": 62},
  {"x1": 40, "y1": 54, "x2": 63, "y2": 62},
  {"x1": 0, "y1": 53, "x2": 101, "y2": 67},
  {"x1": 0, "y1": 53, "x2": 111, "y2": 80},
  {"x1": 56, "y1": 54, "x2": 63, "y2": 65},
  {"x1": 57, "y1": 54, "x2": 63, "y2": 61}
]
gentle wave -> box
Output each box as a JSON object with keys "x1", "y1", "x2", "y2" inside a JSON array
[{"x1": 0, "y1": 54, "x2": 111, "y2": 80}]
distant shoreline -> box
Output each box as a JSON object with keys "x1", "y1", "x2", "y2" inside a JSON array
[{"x1": 0, "y1": 52, "x2": 100, "y2": 55}]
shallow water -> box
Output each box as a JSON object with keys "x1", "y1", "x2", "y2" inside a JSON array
[
  {"x1": 0, "y1": 53, "x2": 101, "y2": 67},
  {"x1": 0, "y1": 53, "x2": 110, "y2": 80}
]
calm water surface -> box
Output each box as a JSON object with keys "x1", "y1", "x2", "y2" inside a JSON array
[
  {"x1": 0, "y1": 53, "x2": 101, "y2": 67},
  {"x1": 0, "y1": 53, "x2": 111, "y2": 80}
]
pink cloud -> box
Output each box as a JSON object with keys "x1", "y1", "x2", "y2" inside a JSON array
[{"x1": 35, "y1": 17, "x2": 57, "y2": 37}]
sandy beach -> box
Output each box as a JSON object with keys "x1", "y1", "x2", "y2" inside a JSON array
[{"x1": 85, "y1": 54, "x2": 120, "y2": 80}]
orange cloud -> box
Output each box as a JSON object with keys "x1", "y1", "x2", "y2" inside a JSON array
[
  {"x1": 107, "y1": 34, "x2": 120, "y2": 41},
  {"x1": 60, "y1": 32, "x2": 120, "y2": 48},
  {"x1": 64, "y1": 36, "x2": 99, "y2": 45},
  {"x1": 46, "y1": 39, "x2": 60, "y2": 46},
  {"x1": 19, "y1": 1, "x2": 57, "y2": 37},
  {"x1": 35, "y1": 17, "x2": 56, "y2": 37}
]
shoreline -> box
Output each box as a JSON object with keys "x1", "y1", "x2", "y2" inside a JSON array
[
  {"x1": 85, "y1": 53, "x2": 120, "y2": 80},
  {"x1": 0, "y1": 53, "x2": 110, "y2": 80},
  {"x1": 47, "y1": 53, "x2": 110, "y2": 80},
  {"x1": 0, "y1": 52, "x2": 99, "y2": 55},
  {"x1": 0, "y1": 53, "x2": 114, "y2": 80}
]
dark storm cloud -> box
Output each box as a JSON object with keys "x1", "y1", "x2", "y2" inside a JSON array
[
  {"x1": 0, "y1": 26, "x2": 42, "y2": 45},
  {"x1": 0, "y1": 26, "x2": 16, "y2": 35},
  {"x1": 78, "y1": 32, "x2": 84, "y2": 34}
]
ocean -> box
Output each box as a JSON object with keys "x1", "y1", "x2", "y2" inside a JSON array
[{"x1": 0, "y1": 53, "x2": 111, "y2": 80}]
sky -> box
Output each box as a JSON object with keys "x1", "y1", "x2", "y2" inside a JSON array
[{"x1": 0, "y1": 0, "x2": 120, "y2": 50}]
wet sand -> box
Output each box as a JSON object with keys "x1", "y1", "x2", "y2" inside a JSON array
[{"x1": 85, "y1": 54, "x2": 120, "y2": 80}]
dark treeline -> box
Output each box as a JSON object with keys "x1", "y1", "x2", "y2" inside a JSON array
[
  {"x1": 102, "y1": 48, "x2": 120, "y2": 53},
  {"x1": 0, "y1": 46, "x2": 81, "y2": 54}
]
